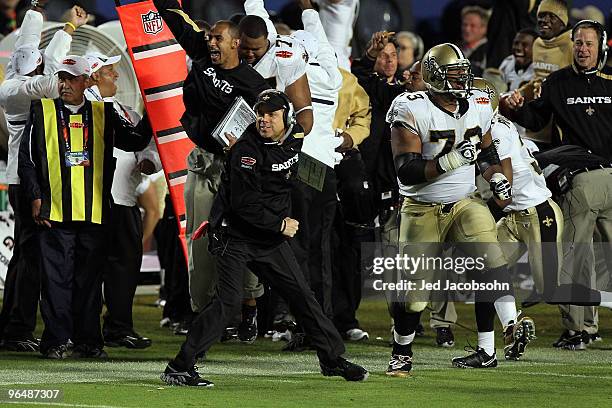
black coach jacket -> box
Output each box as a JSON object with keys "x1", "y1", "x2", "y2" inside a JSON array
[
  {"x1": 510, "y1": 65, "x2": 612, "y2": 160},
  {"x1": 211, "y1": 124, "x2": 303, "y2": 246}
]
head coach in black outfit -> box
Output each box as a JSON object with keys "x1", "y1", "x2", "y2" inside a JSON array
[
  {"x1": 18, "y1": 56, "x2": 152, "y2": 359},
  {"x1": 500, "y1": 20, "x2": 612, "y2": 347},
  {"x1": 160, "y1": 90, "x2": 368, "y2": 387},
  {"x1": 153, "y1": 0, "x2": 271, "y2": 322}
]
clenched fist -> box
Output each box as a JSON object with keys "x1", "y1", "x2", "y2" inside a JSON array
[
  {"x1": 490, "y1": 173, "x2": 512, "y2": 201},
  {"x1": 437, "y1": 140, "x2": 476, "y2": 173},
  {"x1": 281, "y1": 217, "x2": 299, "y2": 237}
]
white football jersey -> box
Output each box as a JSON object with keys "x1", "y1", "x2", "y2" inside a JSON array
[
  {"x1": 490, "y1": 114, "x2": 551, "y2": 212},
  {"x1": 387, "y1": 90, "x2": 494, "y2": 204},
  {"x1": 498, "y1": 55, "x2": 534, "y2": 139},
  {"x1": 498, "y1": 55, "x2": 534, "y2": 92},
  {"x1": 254, "y1": 34, "x2": 308, "y2": 92}
]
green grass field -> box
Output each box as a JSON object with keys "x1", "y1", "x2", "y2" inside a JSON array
[{"x1": 1, "y1": 296, "x2": 612, "y2": 408}]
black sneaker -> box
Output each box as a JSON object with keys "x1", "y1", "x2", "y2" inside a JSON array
[
  {"x1": 503, "y1": 316, "x2": 536, "y2": 360},
  {"x1": 3, "y1": 336, "x2": 40, "y2": 352},
  {"x1": 386, "y1": 353, "x2": 413, "y2": 377},
  {"x1": 552, "y1": 330, "x2": 586, "y2": 350},
  {"x1": 105, "y1": 333, "x2": 152, "y2": 349},
  {"x1": 452, "y1": 346, "x2": 497, "y2": 368},
  {"x1": 173, "y1": 320, "x2": 190, "y2": 336},
  {"x1": 238, "y1": 305, "x2": 258, "y2": 344},
  {"x1": 282, "y1": 333, "x2": 313, "y2": 352},
  {"x1": 41, "y1": 344, "x2": 71, "y2": 360},
  {"x1": 415, "y1": 323, "x2": 425, "y2": 337},
  {"x1": 320, "y1": 357, "x2": 368, "y2": 381},
  {"x1": 220, "y1": 326, "x2": 239, "y2": 342},
  {"x1": 71, "y1": 344, "x2": 108, "y2": 359},
  {"x1": 160, "y1": 363, "x2": 214, "y2": 387},
  {"x1": 435, "y1": 327, "x2": 455, "y2": 348},
  {"x1": 588, "y1": 332, "x2": 603, "y2": 343}
]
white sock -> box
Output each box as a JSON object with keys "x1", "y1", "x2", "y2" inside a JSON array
[
  {"x1": 599, "y1": 290, "x2": 612, "y2": 309},
  {"x1": 478, "y1": 331, "x2": 495, "y2": 355},
  {"x1": 393, "y1": 330, "x2": 415, "y2": 345},
  {"x1": 494, "y1": 295, "x2": 518, "y2": 327}
]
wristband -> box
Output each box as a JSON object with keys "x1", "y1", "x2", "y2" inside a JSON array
[
  {"x1": 281, "y1": 219, "x2": 286, "y2": 233},
  {"x1": 65, "y1": 22, "x2": 77, "y2": 31}
]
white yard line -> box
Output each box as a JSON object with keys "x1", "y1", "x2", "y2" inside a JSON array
[{"x1": 3, "y1": 402, "x2": 125, "y2": 408}]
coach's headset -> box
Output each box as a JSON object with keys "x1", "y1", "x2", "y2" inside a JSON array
[
  {"x1": 571, "y1": 19, "x2": 609, "y2": 74},
  {"x1": 253, "y1": 89, "x2": 297, "y2": 142}
]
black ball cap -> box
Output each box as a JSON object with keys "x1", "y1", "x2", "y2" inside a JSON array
[{"x1": 254, "y1": 93, "x2": 287, "y2": 114}]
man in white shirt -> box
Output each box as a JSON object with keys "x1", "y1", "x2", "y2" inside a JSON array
[
  {"x1": 286, "y1": 0, "x2": 343, "y2": 322},
  {"x1": 241, "y1": 0, "x2": 313, "y2": 135},
  {"x1": 313, "y1": 0, "x2": 360, "y2": 70},
  {"x1": 0, "y1": 4, "x2": 87, "y2": 352},
  {"x1": 497, "y1": 28, "x2": 537, "y2": 140},
  {"x1": 84, "y1": 53, "x2": 161, "y2": 350}
]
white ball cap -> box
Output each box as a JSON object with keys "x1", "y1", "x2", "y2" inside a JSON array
[
  {"x1": 291, "y1": 30, "x2": 319, "y2": 58},
  {"x1": 10, "y1": 46, "x2": 43, "y2": 76},
  {"x1": 84, "y1": 52, "x2": 121, "y2": 74},
  {"x1": 55, "y1": 55, "x2": 91, "y2": 77}
]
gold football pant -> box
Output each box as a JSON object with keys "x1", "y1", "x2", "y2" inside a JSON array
[
  {"x1": 396, "y1": 196, "x2": 507, "y2": 312},
  {"x1": 497, "y1": 198, "x2": 564, "y2": 296}
]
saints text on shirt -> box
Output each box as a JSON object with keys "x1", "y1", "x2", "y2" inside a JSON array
[
  {"x1": 203, "y1": 67, "x2": 234, "y2": 94},
  {"x1": 566, "y1": 96, "x2": 612, "y2": 105}
]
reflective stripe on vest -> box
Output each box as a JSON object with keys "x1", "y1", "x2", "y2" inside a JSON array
[{"x1": 39, "y1": 99, "x2": 106, "y2": 224}]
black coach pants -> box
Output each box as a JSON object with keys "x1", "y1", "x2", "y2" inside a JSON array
[
  {"x1": 290, "y1": 167, "x2": 337, "y2": 318},
  {"x1": 38, "y1": 223, "x2": 107, "y2": 352},
  {"x1": 0, "y1": 185, "x2": 40, "y2": 340},
  {"x1": 103, "y1": 203, "x2": 143, "y2": 338},
  {"x1": 173, "y1": 239, "x2": 346, "y2": 370}
]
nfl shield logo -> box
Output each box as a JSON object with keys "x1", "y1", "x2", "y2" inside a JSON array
[{"x1": 141, "y1": 10, "x2": 163, "y2": 35}]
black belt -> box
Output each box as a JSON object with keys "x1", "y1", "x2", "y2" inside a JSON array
[
  {"x1": 441, "y1": 202, "x2": 457, "y2": 214},
  {"x1": 8, "y1": 120, "x2": 26, "y2": 126},
  {"x1": 570, "y1": 164, "x2": 612, "y2": 177}
]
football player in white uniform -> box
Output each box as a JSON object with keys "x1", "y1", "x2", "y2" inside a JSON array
[
  {"x1": 240, "y1": 0, "x2": 313, "y2": 134},
  {"x1": 385, "y1": 43, "x2": 534, "y2": 376},
  {"x1": 474, "y1": 78, "x2": 612, "y2": 350},
  {"x1": 497, "y1": 28, "x2": 538, "y2": 140}
]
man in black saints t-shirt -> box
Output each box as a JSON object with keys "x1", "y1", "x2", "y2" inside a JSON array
[{"x1": 154, "y1": 0, "x2": 271, "y2": 335}]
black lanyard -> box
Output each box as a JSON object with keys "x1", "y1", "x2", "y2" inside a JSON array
[{"x1": 58, "y1": 101, "x2": 89, "y2": 153}]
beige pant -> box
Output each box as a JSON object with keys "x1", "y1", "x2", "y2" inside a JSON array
[
  {"x1": 184, "y1": 147, "x2": 263, "y2": 313},
  {"x1": 557, "y1": 169, "x2": 612, "y2": 332},
  {"x1": 497, "y1": 198, "x2": 564, "y2": 295},
  {"x1": 381, "y1": 206, "x2": 458, "y2": 327},
  {"x1": 397, "y1": 197, "x2": 507, "y2": 312}
]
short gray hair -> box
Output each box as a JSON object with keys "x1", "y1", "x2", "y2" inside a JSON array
[{"x1": 395, "y1": 31, "x2": 424, "y2": 60}]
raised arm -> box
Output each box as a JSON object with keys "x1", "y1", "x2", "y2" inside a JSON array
[
  {"x1": 153, "y1": 0, "x2": 208, "y2": 60},
  {"x1": 244, "y1": 0, "x2": 277, "y2": 41},
  {"x1": 299, "y1": 1, "x2": 342, "y2": 91},
  {"x1": 44, "y1": 6, "x2": 89, "y2": 75}
]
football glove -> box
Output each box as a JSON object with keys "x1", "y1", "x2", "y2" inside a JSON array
[
  {"x1": 490, "y1": 173, "x2": 512, "y2": 201},
  {"x1": 437, "y1": 140, "x2": 476, "y2": 172}
]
